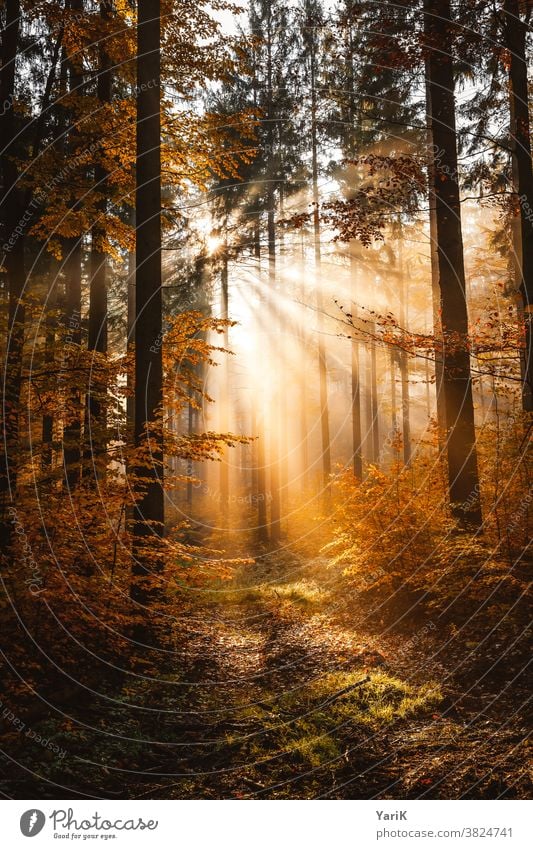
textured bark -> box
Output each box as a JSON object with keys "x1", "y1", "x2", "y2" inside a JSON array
[
  {"x1": 0, "y1": 0, "x2": 24, "y2": 548},
  {"x1": 503, "y1": 0, "x2": 533, "y2": 411},
  {"x1": 132, "y1": 0, "x2": 164, "y2": 588},
  {"x1": 86, "y1": 0, "x2": 113, "y2": 464},
  {"x1": 424, "y1": 0, "x2": 481, "y2": 527}
]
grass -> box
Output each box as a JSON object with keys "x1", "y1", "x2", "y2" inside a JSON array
[{"x1": 234, "y1": 670, "x2": 442, "y2": 770}]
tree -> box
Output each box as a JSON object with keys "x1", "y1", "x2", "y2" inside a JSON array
[
  {"x1": 86, "y1": 0, "x2": 114, "y2": 468},
  {"x1": 502, "y1": 0, "x2": 533, "y2": 411},
  {"x1": 0, "y1": 0, "x2": 25, "y2": 547},
  {"x1": 131, "y1": 0, "x2": 164, "y2": 596},
  {"x1": 302, "y1": 0, "x2": 332, "y2": 496},
  {"x1": 424, "y1": 0, "x2": 482, "y2": 527}
]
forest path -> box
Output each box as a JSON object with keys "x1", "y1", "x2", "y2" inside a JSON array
[
  {"x1": 1, "y1": 549, "x2": 529, "y2": 800},
  {"x1": 136, "y1": 547, "x2": 530, "y2": 799}
]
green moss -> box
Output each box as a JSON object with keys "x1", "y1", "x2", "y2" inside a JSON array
[{"x1": 233, "y1": 671, "x2": 442, "y2": 770}]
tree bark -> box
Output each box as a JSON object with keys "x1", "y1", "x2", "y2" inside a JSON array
[
  {"x1": 132, "y1": 0, "x2": 164, "y2": 592},
  {"x1": 86, "y1": 0, "x2": 112, "y2": 468},
  {"x1": 503, "y1": 0, "x2": 533, "y2": 411},
  {"x1": 0, "y1": 0, "x2": 24, "y2": 547},
  {"x1": 424, "y1": 0, "x2": 482, "y2": 527},
  {"x1": 309, "y1": 16, "x2": 331, "y2": 497}
]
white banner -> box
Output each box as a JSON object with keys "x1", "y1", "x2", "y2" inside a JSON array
[{"x1": 2, "y1": 800, "x2": 531, "y2": 848}]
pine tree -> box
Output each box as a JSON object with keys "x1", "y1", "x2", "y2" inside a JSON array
[
  {"x1": 424, "y1": 0, "x2": 482, "y2": 527},
  {"x1": 132, "y1": 0, "x2": 164, "y2": 594}
]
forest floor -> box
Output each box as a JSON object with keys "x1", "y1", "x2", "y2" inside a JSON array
[{"x1": 0, "y1": 538, "x2": 531, "y2": 799}]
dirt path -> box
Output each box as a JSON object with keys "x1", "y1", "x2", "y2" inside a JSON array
[{"x1": 1, "y1": 551, "x2": 530, "y2": 799}]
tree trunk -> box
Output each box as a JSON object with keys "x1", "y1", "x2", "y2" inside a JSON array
[
  {"x1": 425, "y1": 75, "x2": 447, "y2": 443},
  {"x1": 62, "y1": 0, "x2": 85, "y2": 492},
  {"x1": 266, "y1": 5, "x2": 281, "y2": 542},
  {"x1": 219, "y1": 244, "x2": 229, "y2": 522},
  {"x1": 350, "y1": 254, "x2": 363, "y2": 480},
  {"x1": 503, "y1": 0, "x2": 533, "y2": 411},
  {"x1": 62, "y1": 237, "x2": 83, "y2": 490},
  {"x1": 132, "y1": 0, "x2": 164, "y2": 593},
  {"x1": 424, "y1": 0, "x2": 481, "y2": 527},
  {"x1": 310, "y1": 24, "x2": 332, "y2": 497},
  {"x1": 86, "y1": 0, "x2": 112, "y2": 469},
  {"x1": 127, "y1": 209, "x2": 136, "y2": 436},
  {"x1": 0, "y1": 0, "x2": 24, "y2": 547},
  {"x1": 370, "y1": 322, "x2": 380, "y2": 463},
  {"x1": 398, "y1": 244, "x2": 411, "y2": 466}
]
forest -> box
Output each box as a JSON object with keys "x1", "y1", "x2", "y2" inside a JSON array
[{"x1": 0, "y1": 0, "x2": 531, "y2": 800}]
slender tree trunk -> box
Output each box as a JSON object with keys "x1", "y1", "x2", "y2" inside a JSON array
[
  {"x1": 127, "y1": 209, "x2": 136, "y2": 436},
  {"x1": 350, "y1": 254, "x2": 363, "y2": 479},
  {"x1": 86, "y1": 0, "x2": 112, "y2": 469},
  {"x1": 187, "y1": 394, "x2": 194, "y2": 508},
  {"x1": 370, "y1": 322, "x2": 379, "y2": 463},
  {"x1": 345, "y1": 25, "x2": 363, "y2": 481},
  {"x1": 364, "y1": 345, "x2": 373, "y2": 464},
  {"x1": 62, "y1": 0, "x2": 85, "y2": 491},
  {"x1": 63, "y1": 237, "x2": 83, "y2": 490},
  {"x1": 252, "y1": 227, "x2": 268, "y2": 541},
  {"x1": 503, "y1": 0, "x2": 533, "y2": 411},
  {"x1": 299, "y1": 233, "x2": 309, "y2": 490},
  {"x1": 398, "y1": 244, "x2": 411, "y2": 466},
  {"x1": 424, "y1": 0, "x2": 481, "y2": 527},
  {"x1": 266, "y1": 6, "x2": 281, "y2": 542},
  {"x1": 219, "y1": 242, "x2": 229, "y2": 522},
  {"x1": 132, "y1": 0, "x2": 164, "y2": 592},
  {"x1": 309, "y1": 26, "x2": 332, "y2": 496},
  {"x1": 390, "y1": 349, "x2": 398, "y2": 434},
  {"x1": 0, "y1": 0, "x2": 24, "y2": 547},
  {"x1": 425, "y1": 75, "x2": 447, "y2": 443}
]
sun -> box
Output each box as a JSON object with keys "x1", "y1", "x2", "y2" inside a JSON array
[{"x1": 206, "y1": 233, "x2": 223, "y2": 255}]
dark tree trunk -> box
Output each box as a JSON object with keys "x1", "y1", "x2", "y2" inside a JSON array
[
  {"x1": 126, "y1": 209, "x2": 136, "y2": 436},
  {"x1": 132, "y1": 0, "x2": 164, "y2": 593},
  {"x1": 424, "y1": 0, "x2": 482, "y2": 527},
  {"x1": 0, "y1": 4, "x2": 22, "y2": 513},
  {"x1": 62, "y1": 238, "x2": 83, "y2": 490},
  {"x1": 0, "y1": 0, "x2": 24, "y2": 547},
  {"x1": 425, "y1": 76, "x2": 448, "y2": 444},
  {"x1": 503, "y1": 0, "x2": 533, "y2": 411},
  {"x1": 62, "y1": 0, "x2": 85, "y2": 491},
  {"x1": 86, "y1": 0, "x2": 112, "y2": 468}
]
